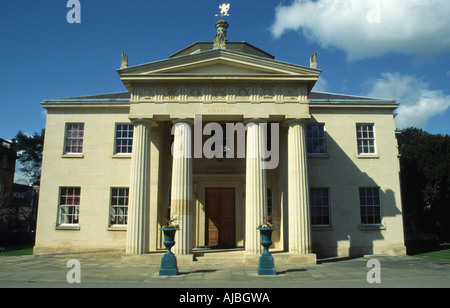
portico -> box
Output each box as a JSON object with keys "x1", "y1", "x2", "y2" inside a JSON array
[{"x1": 119, "y1": 40, "x2": 319, "y2": 263}]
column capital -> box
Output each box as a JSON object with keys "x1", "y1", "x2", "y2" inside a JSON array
[
  {"x1": 284, "y1": 118, "x2": 310, "y2": 126},
  {"x1": 129, "y1": 118, "x2": 156, "y2": 126},
  {"x1": 243, "y1": 118, "x2": 268, "y2": 125},
  {"x1": 171, "y1": 118, "x2": 194, "y2": 125}
]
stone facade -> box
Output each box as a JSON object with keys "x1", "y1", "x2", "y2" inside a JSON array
[{"x1": 33, "y1": 39, "x2": 406, "y2": 262}]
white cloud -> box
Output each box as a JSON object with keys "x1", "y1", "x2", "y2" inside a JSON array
[
  {"x1": 271, "y1": 0, "x2": 450, "y2": 61},
  {"x1": 312, "y1": 77, "x2": 328, "y2": 92},
  {"x1": 365, "y1": 72, "x2": 450, "y2": 129}
]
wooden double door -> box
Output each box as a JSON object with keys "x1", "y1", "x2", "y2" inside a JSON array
[{"x1": 205, "y1": 188, "x2": 235, "y2": 247}]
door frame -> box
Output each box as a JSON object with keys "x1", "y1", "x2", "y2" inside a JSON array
[
  {"x1": 193, "y1": 174, "x2": 245, "y2": 248},
  {"x1": 205, "y1": 187, "x2": 236, "y2": 247}
]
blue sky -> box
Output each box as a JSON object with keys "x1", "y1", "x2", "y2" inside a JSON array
[{"x1": 1, "y1": 0, "x2": 449, "y2": 145}]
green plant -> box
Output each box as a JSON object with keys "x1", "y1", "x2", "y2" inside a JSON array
[
  {"x1": 258, "y1": 216, "x2": 275, "y2": 229},
  {"x1": 161, "y1": 215, "x2": 180, "y2": 229}
]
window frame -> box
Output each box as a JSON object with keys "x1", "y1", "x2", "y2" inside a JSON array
[
  {"x1": 57, "y1": 187, "x2": 81, "y2": 227},
  {"x1": 266, "y1": 188, "x2": 273, "y2": 219},
  {"x1": 167, "y1": 187, "x2": 171, "y2": 221},
  {"x1": 109, "y1": 187, "x2": 129, "y2": 227},
  {"x1": 2, "y1": 155, "x2": 7, "y2": 169},
  {"x1": 114, "y1": 123, "x2": 134, "y2": 155},
  {"x1": 309, "y1": 187, "x2": 331, "y2": 227},
  {"x1": 359, "y1": 187, "x2": 383, "y2": 226},
  {"x1": 64, "y1": 123, "x2": 85, "y2": 155},
  {"x1": 356, "y1": 123, "x2": 376, "y2": 155},
  {"x1": 306, "y1": 123, "x2": 327, "y2": 156}
]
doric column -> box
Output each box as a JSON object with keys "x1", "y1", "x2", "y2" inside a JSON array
[
  {"x1": 171, "y1": 119, "x2": 193, "y2": 256},
  {"x1": 287, "y1": 120, "x2": 312, "y2": 254},
  {"x1": 245, "y1": 120, "x2": 267, "y2": 255},
  {"x1": 126, "y1": 119, "x2": 152, "y2": 255}
]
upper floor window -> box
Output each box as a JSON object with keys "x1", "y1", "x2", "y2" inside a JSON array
[
  {"x1": 356, "y1": 124, "x2": 375, "y2": 154},
  {"x1": 307, "y1": 123, "x2": 326, "y2": 155},
  {"x1": 1, "y1": 155, "x2": 7, "y2": 169},
  {"x1": 115, "y1": 124, "x2": 134, "y2": 154},
  {"x1": 64, "y1": 123, "x2": 84, "y2": 154}
]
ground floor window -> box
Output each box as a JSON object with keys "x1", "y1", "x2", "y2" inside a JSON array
[
  {"x1": 359, "y1": 187, "x2": 382, "y2": 225},
  {"x1": 267, "y1": 188, "x2": 273, "y2": 218},
  {"x1": 309, "y1": 187, "x2": 330, "y2": 226},
  {"x1": 58, "y1": 187, "x2": 81, "y2": 225},
  {"x1": 110, "y1": 187, "x2": 129, "y2": 226}
]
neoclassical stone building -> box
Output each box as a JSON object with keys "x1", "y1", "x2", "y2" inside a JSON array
[{"x1": 34, "y1": 20, "x2": 406, "y2": 263}]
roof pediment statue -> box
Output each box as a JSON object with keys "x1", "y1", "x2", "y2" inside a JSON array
[
  {"x1": 121, "y1": 52, "x2": 128, "y2": 69},
  {"x1": 214, "y1": 19, "x2": 229, "y2": 49},
  {"x1": 310, "y1": 53, "x2": 318, "y2": 69}
]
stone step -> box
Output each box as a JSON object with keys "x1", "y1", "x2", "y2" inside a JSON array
[
  {"x1": 194, "y1": 255, "x2": 246, "y2": 264},
  {"x1": 193, "y1": 251, "x2": 317, "y2": 265},
  {"x1": 193, "y1": 249, "x2": 247, "y2": 264}
]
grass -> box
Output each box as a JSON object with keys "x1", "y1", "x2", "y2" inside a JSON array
[
  {"x1": 0, "y1": 244, "x2": 34, "y2": 256},
  {"x1": 412, "y1": 244, "x2": 450, "y2": 262}
]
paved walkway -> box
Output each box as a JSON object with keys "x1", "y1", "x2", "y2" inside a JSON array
[{"x1": 0, "y1": 254, "x2": 449, "y2": 288}]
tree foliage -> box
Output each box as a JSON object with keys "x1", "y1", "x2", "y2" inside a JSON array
[
  {"x1": 399, "y1": 127, "x2": 450, "y2": 241},
  {"x1": 11, "y1": 129, "x2": 45, "y2": 185}
]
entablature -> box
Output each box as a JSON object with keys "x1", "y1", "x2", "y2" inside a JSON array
[{"x1": 129, "y1": 82, "x2": 309, "y2": 104}]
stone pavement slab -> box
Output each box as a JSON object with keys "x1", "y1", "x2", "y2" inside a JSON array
[{"x1": 0, "y1": 255, "x2": 449, "y2": 288}]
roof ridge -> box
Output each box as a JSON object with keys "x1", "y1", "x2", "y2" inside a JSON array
[
  {"x1": 309, "y1": 91, "x2": 390, "y2": 101},
  {"x1": 48, "y1": 91, "x2": 130, "y2": 100}
]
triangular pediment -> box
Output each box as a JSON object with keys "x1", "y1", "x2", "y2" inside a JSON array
[
  {"x1": 151, "y1": 59, "x2": 284, "y2": 75},
  {"x1": 118, "y1": 49, "x2": 321, "y2": 78}
]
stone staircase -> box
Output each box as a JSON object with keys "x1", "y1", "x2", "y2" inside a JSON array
[{"x1": 193, "y1": 248, "x2": 247, "y2": 265}]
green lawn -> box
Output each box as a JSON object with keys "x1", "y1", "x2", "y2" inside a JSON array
[
  {"x1": 0, "y1": 245, "x2": 34, "y2": 256},
  {"x1": 413, "y1": 246, "x2": 450, "y2": 262}
]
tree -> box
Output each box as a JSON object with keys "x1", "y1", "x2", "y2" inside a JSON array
[
  {"x1": 0, "y1": 191, "x2": 13, "y2": 232},
  {"x1": 12, "y1": 129, "x2": 45, "y2": 185},
  {"x1": 399, "y1": 127, "x2": 450, "y2": 242},
  {"x1": 396, "y1": 127, "x2": 427, "y2": 151}
]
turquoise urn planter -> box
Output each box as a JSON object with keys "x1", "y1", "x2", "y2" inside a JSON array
[
  {"x1": 257, "y1": 227, "x2": 276, "y2": 276},
  {"x1": 159, "y1": 227, "x2": 178, "y2": 276}
]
